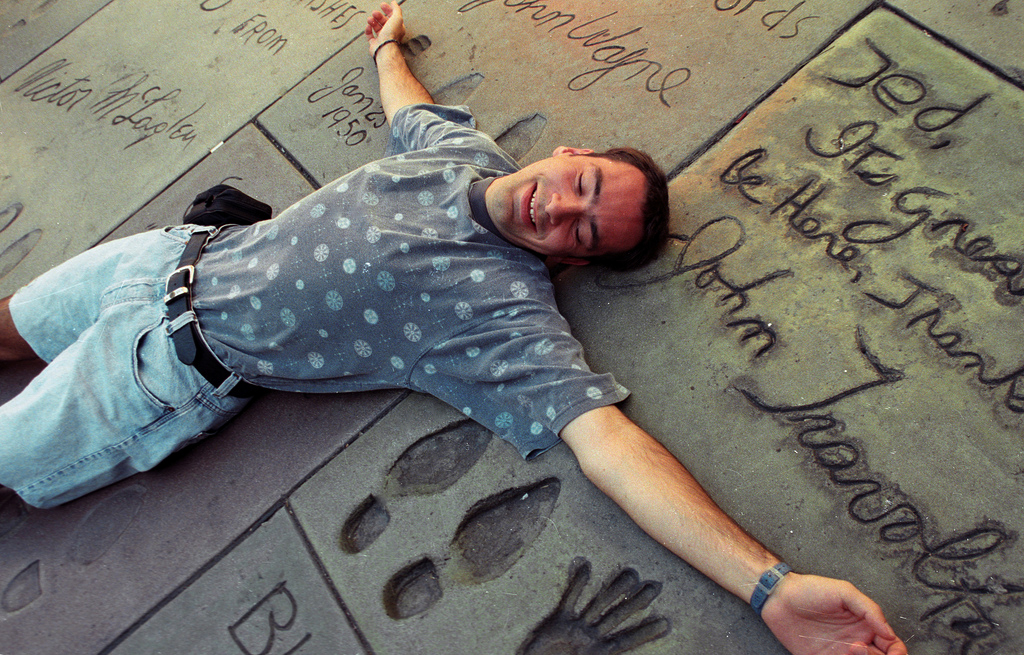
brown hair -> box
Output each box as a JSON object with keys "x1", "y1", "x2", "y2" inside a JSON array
[{"x1": 583, "y1": 147, "x2": 670, "y2": 271}]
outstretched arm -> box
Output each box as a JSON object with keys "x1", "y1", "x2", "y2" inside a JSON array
[
  {"x1": 560, "y1": 405, "x2": 907, "y2": 655},
  {"x1": 365, "y1": 2, "x2": 433, "y2": 125}
]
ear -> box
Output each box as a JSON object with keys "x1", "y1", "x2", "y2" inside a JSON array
[
  {"x1": 552, "y1": 146, "x2": 594, "y2": 157},
  {"x1": 545, "y1": 255, "x2": 590, "y2": 267}
]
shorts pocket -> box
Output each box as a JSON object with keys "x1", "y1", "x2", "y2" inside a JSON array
[{"x1": 132, "y1": 319, "x2": 200, "y2": 411}]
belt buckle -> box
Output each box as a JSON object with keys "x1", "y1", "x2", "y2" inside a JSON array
[{"x1": 164, "y1": 264, "x2": 195, "y2": 304}]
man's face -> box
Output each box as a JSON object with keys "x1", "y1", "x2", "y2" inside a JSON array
[{"x1": 484, "y1": 147, "x2": 647, "y2": 265}]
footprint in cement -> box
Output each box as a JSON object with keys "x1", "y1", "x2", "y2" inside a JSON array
[
  {"x1": 495, "y1": 113, "x2": 549, "y2": 163},
  {"x1": 0, "y1": 484, "x2": 146, "y2": 616},
  {"x1": 2, "y1": 560, "x2": 42, "y2": 613},
  {"x1": 67, "y1": 485, "x2": 146, "y2": 565},
  {"x1": 404, "y1": 34, "x2": 432, "y2": 56},
  {"x1": 0, "y1": 202, "x2": 43, "y2": 281},
  {"x1": 433, "y1": 73, "x2": 485, "y2": 107},
  {"x1": 517, "y1": 557, "x2": 670, "y2": 654},
  {"x1": 340, "y1": 419, "x2": 492, "y2": 554},
  {"x1": 0, "y1": 486, "x2": 28, "y2": 542},
  {"x1": 383, "y1": 477, "x2": 561, "y2": 619}
]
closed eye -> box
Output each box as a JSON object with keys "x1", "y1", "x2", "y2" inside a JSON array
[{"x1": 574, "y1": 219, "x2": 598, "y2": 250}]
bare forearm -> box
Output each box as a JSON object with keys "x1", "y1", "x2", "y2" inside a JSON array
[
  {"x1": 562, "y1": 406, "x2": 779, "y2": 601},
  {"x1": 564, "y1": 406, "x2": 909, "y2": 655},
  {"x1": 365, "y1": 2, "x2": 433, "y2": 125},
  {"x1": 374, "y1": 42, "x2": 433, "y2": 124}
]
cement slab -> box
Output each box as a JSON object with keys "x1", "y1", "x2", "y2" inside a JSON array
[
  {"x1": 556, "y1": 8, "x2": 1024, "y2": 655},
  {"x1": 105, "y1": 123, "x2": 316, "y2": 241},
  {"x1": 105, "y1": 507, "x2": 366, "y2": 655},
  {"x1": 0, "y1": 0, "x2": 369, "y2": 297},
  {"x1": 290, "y1": 393, "x2": 788, "y2": 655},
  {"x1": 259, "y1": 0, "x2": 875, "y2": 184},
  {"x1": 0, "y1": 0, "x2": 110, "y2": 82},
  {"x1": 1, "y1": 115, "x2": 387, "y2": 653},
  {"x1": 256, "y1": 35, "x2": 388, "y2": 187},
  {"x1": 0, "y1": 388, "x2": 400, "y2": 655},
  {"x1": 3, "y1": 2, "x2": 1023, "y2": 655},
  {"x1": 892, "y1": 0, "x2": 1024, "y2": 85}
]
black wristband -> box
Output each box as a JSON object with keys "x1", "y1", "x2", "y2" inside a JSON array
[{"x1": 373, "y1": 39, "x2": 400, "y2": 66}]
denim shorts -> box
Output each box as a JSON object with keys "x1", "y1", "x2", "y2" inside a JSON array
[{"x1": 0, "y1": 227, "x2": 251, "y2": 508}]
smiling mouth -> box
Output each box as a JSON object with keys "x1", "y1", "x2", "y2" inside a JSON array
[{"x1": 528, "y1": 187, "x2": 537, "y2": 229}]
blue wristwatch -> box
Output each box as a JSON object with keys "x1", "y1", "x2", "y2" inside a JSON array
[{"x1": 750, "y1": 562, "x2": 792, "y2": 616}]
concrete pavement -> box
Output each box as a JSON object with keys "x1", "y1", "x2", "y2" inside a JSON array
[{"x1": 1, "y1": 2, "x2": 1022, "y2": 653}]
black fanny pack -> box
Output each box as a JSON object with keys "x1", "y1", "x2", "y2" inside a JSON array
[{"x1": 183, "y1": 184, "x2": 272, "y2": 228}]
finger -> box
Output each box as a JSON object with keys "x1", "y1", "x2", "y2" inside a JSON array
[
  {"x1": 837, "y1": 584, "x2": 899, "y2": 641},
  {"x1": 595, "y1": 581, "x2": 663, "y2": 635},
  {"x1": 604, "y1": 617, "x2": 671, "y2": 655},
  {"x1": 558, "y1": 557, "x2": 591, "y2": 613},
  {"x1": 863, "y1": 606, "x2": 897, "y2": 638},
  {"x1": 581, "y1": 569, "x2": 639, "y2": 625},
  {"x1": 872, "y1": 633, "x2": 909, "y2": 655},
  {"x1": 855, "y1": 637, "x2": 908, "y2": 655},
  {"x1": 838, "y1": 594, "x2": 904, "y2": 655}
]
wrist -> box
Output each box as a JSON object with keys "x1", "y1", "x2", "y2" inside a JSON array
[
  {"x1": 750, "y1": 562, "x2": 792, "y2": 617},
  {"x1": 373, "y1": 39, "x2": 401, "y2": 66}
]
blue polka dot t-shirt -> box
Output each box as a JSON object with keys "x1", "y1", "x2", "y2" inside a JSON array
[{"x1": 191, "y1": 104, "x2": 629, "y2": 458}]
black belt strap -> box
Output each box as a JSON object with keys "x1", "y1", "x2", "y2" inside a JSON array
[{"x1": 165, "y1": 231, "x2": 259, "y2": 398}]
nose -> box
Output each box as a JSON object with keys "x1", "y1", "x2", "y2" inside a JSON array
[{"x1": 546, "y1": 193, "x2": 584, "y2": 225}]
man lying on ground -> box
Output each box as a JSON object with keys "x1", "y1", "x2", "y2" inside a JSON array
[{"x1": 0, "y1": 4, "x2": 906, "y2": 654}]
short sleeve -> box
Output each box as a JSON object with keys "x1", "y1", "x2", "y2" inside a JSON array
[
  {"x1": 409, "y1": 306, "x2": 630, "y2": 459},
  {"x1": 387, "y1": 103, "x2": 497, "y2": 156}
]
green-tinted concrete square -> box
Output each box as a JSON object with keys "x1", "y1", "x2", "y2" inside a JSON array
[
  {"x1": 105, "y1": 507, "x2": 366, "y2": 655},
  {"x1": 0, "y1": 0, "x2": 109, "y2": 81},
  {"x1": 891, "y1": 0, "x2": 1024, "y2": 85},
  {"x1": 556, "y1": 8, "x2": 1024, "y2": 654},
  {"x1": 291, "y1": 393, "x2": 789, "y2": 655},
  {"x1": 260, "y1": 0, "x2": 876, "y2": 183},
  {"x1": 104, "y1": 123, "x2": 315, "y2": 241},
  {"x1": 0, "y1": 387, "x2": 400, "y2": 654},
  {"x1": 0, "y1": 0, "x2": 372, "y2": 297}
]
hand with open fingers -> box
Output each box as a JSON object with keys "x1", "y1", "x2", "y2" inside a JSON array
[
  {"x1": 760, "y1": 573, "x2": 908, "y2": 655},
  {"x1": 365, "y1": 2, "x2": 405, "y2": 55}
]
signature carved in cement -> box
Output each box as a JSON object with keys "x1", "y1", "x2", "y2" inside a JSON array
[{"x1": 783, "y1": 414, "x2": 1023, "y2": 655}]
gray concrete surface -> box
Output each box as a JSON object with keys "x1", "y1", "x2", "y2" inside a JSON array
[
  {"x1": 1, "y1": 1, "x2": 1022, "y2": 654},
  {"x1": 106, "y1": 507, "x2": 367, "y2": 655},
  {"x1": 556, "y1": 8, "x2": 1024, "y2": 654}
]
